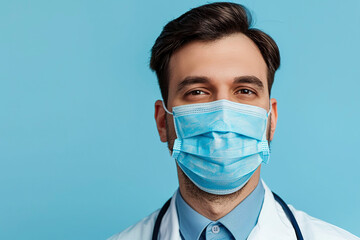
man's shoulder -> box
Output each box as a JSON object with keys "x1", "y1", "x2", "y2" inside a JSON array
[
  {"x1": 289, "y1": 205, "x2": 359, "y2": 240},
  {"x1": 107, "y1": 209, "x2": 160, "y2": 240}
]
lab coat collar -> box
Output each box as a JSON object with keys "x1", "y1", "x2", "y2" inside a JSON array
[
  {"x1": 158, "y1": 179, "x2": 296, "y2": 240},
  {"x1": 159, "y1": 190, "x2": 181, "y2": 240},
  {"x1": 248, "y1": 180, "x2": 297, "y2": 239}
]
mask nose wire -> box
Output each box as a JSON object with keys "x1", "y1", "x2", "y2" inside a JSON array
[{"x1": 162, "y1": 100, "x2": 173, "y2": 115}]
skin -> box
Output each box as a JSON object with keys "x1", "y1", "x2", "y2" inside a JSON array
[{"x1": 154, "y1": 33, "x2": 278, "y2": 221}]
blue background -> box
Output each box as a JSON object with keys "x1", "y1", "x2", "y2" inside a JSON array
[{"x1": 1, "y1": 0, "x2": 359, "y2": 239}]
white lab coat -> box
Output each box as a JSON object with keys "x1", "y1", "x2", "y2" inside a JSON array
[{"x1": 108, "y1": 180, "x2": 359, "y2": 240}]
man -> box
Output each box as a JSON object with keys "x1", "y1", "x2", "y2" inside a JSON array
[{"x1": 109, "y1": 2, "x2": 359, "y2": 240}]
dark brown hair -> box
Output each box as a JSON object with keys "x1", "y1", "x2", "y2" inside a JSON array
[{"x1": 150, "y1": 2, "x2": 280, "y2": 103}]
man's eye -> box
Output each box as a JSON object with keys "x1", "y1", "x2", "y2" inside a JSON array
[
  {"x1": 237, "y1": 89, "x2": 254, "y2": 95},
  {"x1": 187, "y1": 90, "x2": 206, "y2": 95}
]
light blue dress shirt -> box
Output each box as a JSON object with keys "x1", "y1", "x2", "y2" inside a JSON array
[{"x1": 175, "y1": 181, "x2": 265, "y2": 240}]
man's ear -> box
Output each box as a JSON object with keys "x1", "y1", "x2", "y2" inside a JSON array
[
  {"x1": 154, "y1": 100, "x2": 168, "y2": 142},
  {"x1": 269, "y1": 98, "x2": 278, "y2": 141}
]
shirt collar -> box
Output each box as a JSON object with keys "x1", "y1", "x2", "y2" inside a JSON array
[
  {"x1": 219, "y1": 180, "x2": 265, "y2": 239},
  {"x1": 175, "y1": 180, "x2": 265, "y2": 240},
  {"x1": 175, "y1": 189, "x2": 210, "y2": 239}
]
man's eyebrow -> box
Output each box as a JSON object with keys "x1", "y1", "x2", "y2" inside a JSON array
[
  {"x1": 176, "y1": 76, "x2": 210, "y2": 93},
  {"x1": 233, "y1": 76, "x2": 264, "y2": 90}
]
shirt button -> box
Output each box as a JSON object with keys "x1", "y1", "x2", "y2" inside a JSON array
[{"x1": 211, "y1": 225, "x2": 220, "y2": 234}]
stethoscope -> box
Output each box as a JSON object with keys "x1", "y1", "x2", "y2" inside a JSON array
[{"x1": 152, "y1": 192, "x2": 304, "y2": 240}]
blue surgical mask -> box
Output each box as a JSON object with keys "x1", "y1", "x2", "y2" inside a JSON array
[{"x1": 163, "y1": 99, "x2": 271, "y2": 195}]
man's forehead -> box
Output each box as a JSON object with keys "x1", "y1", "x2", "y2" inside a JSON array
[{"x1": 168, "y1": 33, "x2": 268, "y2": 88}]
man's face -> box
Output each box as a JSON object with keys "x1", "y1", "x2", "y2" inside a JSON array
[{"x1": 155, "y1": 33, "x2": 278, "y2": 150}]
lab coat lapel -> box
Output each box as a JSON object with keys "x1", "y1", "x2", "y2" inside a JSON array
[
  {"x1": 158, "y1": 191, "x2": 182, "y2": 240},
  {"x1": 248, "y1": 180, "x2": 297, "y2": 239}
]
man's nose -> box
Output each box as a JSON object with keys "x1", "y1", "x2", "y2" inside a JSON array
[{"x1": 213, "y1": 87, "x2": 231, "y2": 102}]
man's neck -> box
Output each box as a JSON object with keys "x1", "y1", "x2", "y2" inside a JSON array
[{"x1": 177, "y1": 166, "x2": 261, "y2": 221}]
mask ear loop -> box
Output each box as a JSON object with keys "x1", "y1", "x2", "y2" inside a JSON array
[
  {"x1": 268, "y1": 104, "x2": 272, "y2": 118},
  {"x1": 260, "y1": 104, "x2": 272, "y2": 163},
  {"x1": 162, "y1": 100, "x2": 181, "y2": 157},
  {"x1": 262, "y1": 104, "x2": 272, "y2": 140},
  {"x1": 162, "y1": 99, "x2": 178, "y2": 136},
  {"x1": 162, "y1": 100, "x2": 173, "y2": 115},
  {"x1": 162, "y1": 100, "x2": 179, "y2": 137}
]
